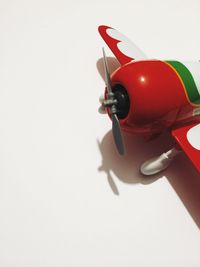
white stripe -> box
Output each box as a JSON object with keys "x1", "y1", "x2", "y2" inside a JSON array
[
  {"x1": 187, "y1": 124, "x2": 200, "y2": 150},
  {"x1": 181, "y1": 61, "x2": 200, "y2": 95},
  {"x1": 106, "y1": 28, "x2": 147, "y2": 60}
]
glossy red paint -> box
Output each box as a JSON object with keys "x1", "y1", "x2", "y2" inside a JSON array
[
  {"x1": 99, "y1": 24, "x2": 200, "y2": 174},
  {"x1": 172, "y1": 123, "x2": 200, "y2": 172},
  {"x1": 108, "y1": 60, "x2": 192, "y2": 134}
]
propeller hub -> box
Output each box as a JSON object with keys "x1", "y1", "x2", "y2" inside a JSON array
[
  {"x1": 112, "y1": 84, "x2": 130, "y2": 119},
  {"x1": 102, "y1": 98, "x2": 117, "y2": 107}
]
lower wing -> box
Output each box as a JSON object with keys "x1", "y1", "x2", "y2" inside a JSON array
[{"x1": 171, "y1": 122, "x2": 200, "y2": 172}]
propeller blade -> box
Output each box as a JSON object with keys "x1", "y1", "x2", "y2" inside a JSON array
[
  {"x1": 102, "y1": 47, "x2": 112, "y2": 94},
  {"x1": 112, "y1": 113, "x2": 125, "y2": 155},
  {"x1": 102, "y1": 48, "x2": 125, "y2": 155}
]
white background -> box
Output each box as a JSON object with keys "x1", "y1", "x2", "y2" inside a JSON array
[{"x1": 0, "y1": 0, "x2": 200, "y2": 266}]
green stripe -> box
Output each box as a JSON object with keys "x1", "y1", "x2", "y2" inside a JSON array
[{"x1": 166, "y1": 60, "x2": 200, "y2": 105}]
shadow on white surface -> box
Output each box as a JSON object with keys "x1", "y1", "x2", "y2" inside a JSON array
[
  {"x1": 97, "y1": 56, "x2": 200, "y2": 229},
  {"x1": 97, "y1": 130, "x2": 172, "y2": 193},
  {"x1": 165, "y1": 153, "x2": 200, "y2": 229},
  {"x1": 97, "y1": 131, "x2": 200, "y2": 229}
]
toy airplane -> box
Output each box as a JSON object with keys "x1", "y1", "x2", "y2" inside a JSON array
[{"x1": 98, "y1": 25, "x2": 200, "y2": 176}]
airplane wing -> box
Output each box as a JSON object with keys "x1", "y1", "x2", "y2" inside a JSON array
[
  {"x1": 171, "y1": 122, "x2": 200, "y2": 172},
  {"x1": 98, "y1": 25, "x2": 147, "y2": 65}
]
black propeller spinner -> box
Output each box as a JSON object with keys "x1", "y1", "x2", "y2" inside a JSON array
[{"x1": 101, "y1": 48, "x2": 126, "y2": 155}]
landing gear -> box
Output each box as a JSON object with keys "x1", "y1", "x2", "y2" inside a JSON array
[{"x1": 140, "y1": 146, "x2": 182, "y2": 176}]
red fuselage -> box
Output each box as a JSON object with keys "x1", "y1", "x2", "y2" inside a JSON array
[{"x1": 106, "y1": 60, "x2": 200, "y2": 134}]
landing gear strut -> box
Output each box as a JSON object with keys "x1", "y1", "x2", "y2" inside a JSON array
[{"x1": 140, "y1": 146, "x2": 182, "y2": 176}]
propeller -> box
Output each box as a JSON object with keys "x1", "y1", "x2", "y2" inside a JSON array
[{"x1": 101, "y1": 48, "x2": 125, "y2": 155}]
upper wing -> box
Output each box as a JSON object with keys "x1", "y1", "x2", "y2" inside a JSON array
[
  {"x1": 98, "y1": 25, "x2": 147, "y2": 65},
  {"x1": 171, "y1": 122, "x2": 200, "y2": 172}
]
